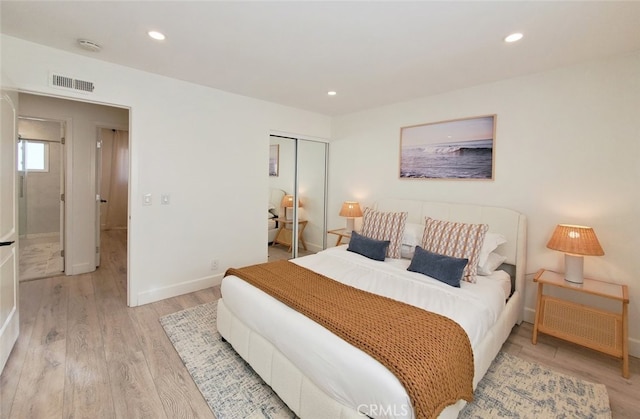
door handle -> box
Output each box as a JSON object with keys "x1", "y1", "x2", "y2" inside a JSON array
[
  {"x1": 100, "y1": 199, "x2": 108, "y2": 203},
  {"x1": 0, "y1": 241, "x2": 15, "y2": 247}
]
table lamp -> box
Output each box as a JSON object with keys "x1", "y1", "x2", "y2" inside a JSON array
[
  {"x1": 339, "y1": 201, "x2": 363, "y2": 233},
  {"x1": 546, "y1": 224, "x2": 604, "y2": 284},
  {"x1": 281, "y1": 194, "x2": 301, "y2": 220}
]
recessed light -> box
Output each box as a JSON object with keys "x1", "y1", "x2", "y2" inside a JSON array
[
  {"x1": 504, "y1": 33, "x2": 523, "y2": 43},
  {"x1": 327, "y1": 91, "x2": 337, "y2": 96},
  {"x1": 148, "y1": 31, "x2": 166, "y2": 41}
]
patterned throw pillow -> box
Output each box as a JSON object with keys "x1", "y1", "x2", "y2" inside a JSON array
[
  {"x1": 361, "y1": 208, "x2": 408, "y2": 259},
  {"x1": 421, "y1": 217, "x2": 489, "y2": 282}
]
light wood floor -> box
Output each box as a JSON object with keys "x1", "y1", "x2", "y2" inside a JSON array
[
  {"x1": 18, "y1": 234, "x2": 62, "y2": 281},
  {"x1": 1, "y1": 230, "x2": 638, "y2": 418}
]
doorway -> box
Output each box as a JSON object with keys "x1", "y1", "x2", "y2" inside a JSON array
[
  {"x1": 17, "y1": 92, "x2": 130, "y2": 301},
  {"x1": 96, "y1": 127, "x2": 129, "y2": 268},
  {"x1": 17, "y1": 117, "x2": 65, "y2": 281}
]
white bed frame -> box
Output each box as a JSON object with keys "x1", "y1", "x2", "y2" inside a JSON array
[{"x1": 218, "y1": 199, "x2": 527, "y2": 418}]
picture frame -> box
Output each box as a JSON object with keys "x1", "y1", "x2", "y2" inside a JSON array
[
  {"x1": 269, "y1": 144, "x2": 279, "y2": 177},
  {"x1": 399, "y1": 115, "x2": 496, "y2": 180}
]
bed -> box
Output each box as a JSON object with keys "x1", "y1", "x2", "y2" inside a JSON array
[
  {"x1": 219, "y1": 199, "x2": 527, "y2": 418},
  {"x1": 268, "y1": 188, "x2": 286, "y2": 243}
]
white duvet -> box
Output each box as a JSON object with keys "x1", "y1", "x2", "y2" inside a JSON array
[{"x1": 220, "y1": 245, "x2": 507, "y2": 418}]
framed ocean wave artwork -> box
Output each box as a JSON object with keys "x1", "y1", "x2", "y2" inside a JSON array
[{"x1": 400, "y1": 115, "x2": 496, "y2": 180}]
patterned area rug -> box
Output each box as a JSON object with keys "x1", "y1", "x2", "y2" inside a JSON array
[{"x1": 160, "y1": 300, "x2": 611, "y2": 419}]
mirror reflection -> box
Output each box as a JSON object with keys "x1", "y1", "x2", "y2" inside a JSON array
[{"x1": 267, "y1": 135, "x2": 327, "y2": 261}]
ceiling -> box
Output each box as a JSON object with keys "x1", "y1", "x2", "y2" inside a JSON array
[{"x1": 2, "y1": 1, "x2": 640, "y2": 116}]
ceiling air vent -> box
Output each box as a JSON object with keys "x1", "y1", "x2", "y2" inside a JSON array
[{"x1": 50, "y1": 72, "x2": 95, "y2": 93}]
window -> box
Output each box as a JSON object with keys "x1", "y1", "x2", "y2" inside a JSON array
[{"x1": 18, "y1": 141, "x2": 49, "y2": 172}]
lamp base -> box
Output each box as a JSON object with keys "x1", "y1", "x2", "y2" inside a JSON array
[
  {"x1": 564, "y1": 253, "x2": 584, "y2": 284},
  {"x1": 345, "y1": 218, "x2": 355, "y2": 233}
]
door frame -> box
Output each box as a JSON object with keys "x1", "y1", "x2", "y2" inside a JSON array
[{"x1": 16, "y1": 89, "x2": 133, "y2": 306}]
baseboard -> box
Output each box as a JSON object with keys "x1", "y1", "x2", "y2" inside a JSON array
[
  {"x1": 522, "y1": 305, "x2": 639, "y2": 358},
  {"x1": 137, "y1": 273, "x2": 224, "y2": 306},
  {"x1": 523, "y1": 306, "x2": 536, "y2": 324},
  {"x1": 631, "y1": 338, "x2": 640, "y2": 359}
]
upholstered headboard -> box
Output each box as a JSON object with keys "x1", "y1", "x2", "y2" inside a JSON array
[{"x1": 374, "y1": 199, "x2": 527, "y2": 322}]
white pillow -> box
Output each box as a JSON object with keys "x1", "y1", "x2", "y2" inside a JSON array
[
  {"x1": 401, "y1": 222, "x2": 424, "y2": 246},
  {"x1": 477, "y1": 252, "x2": 507, "y2": 276},
  {"x1": 478, "y1": 233, "x2": 507, "y2": 267},
  {"x1": 400, "y1": 244, "x2": 416, "y2": 259}
]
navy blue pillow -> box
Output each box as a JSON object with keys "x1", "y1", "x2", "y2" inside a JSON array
[
  {"x1": 407, "y1": 246, "x2": 469, "y2": 287},
  {"x1": 347, "y1": 231, "x2": 390, "y2": 261}
]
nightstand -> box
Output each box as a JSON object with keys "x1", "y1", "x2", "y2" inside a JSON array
[
  {"x1": 272, "y1": 218, "x2": 307, "y2": 252},
  {"x1": 327, "y1": 228, "x2": 352, "y2": 246},
  {"x1": 532, "y1": 269, "x2": 629, "y2": 378}
]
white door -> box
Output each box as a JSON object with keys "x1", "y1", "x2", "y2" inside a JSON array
[{"x1": 0, "y1": 90, "x2": 19, "y2": 372}]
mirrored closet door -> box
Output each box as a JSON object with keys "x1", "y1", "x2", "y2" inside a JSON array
[{"x1": 268, "y1": 134, "x2": 327, "y2": 260}]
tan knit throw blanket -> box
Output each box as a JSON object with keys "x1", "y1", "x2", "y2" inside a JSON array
[{"x1": 225, "y1": 260, "x2": 474, "y2": 419}]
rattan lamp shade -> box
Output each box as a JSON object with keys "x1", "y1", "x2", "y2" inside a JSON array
[
  {"x1": 281, "y1": 195, "x2": 294, "y2": 208},
  {"x1": 339, "y1": 201, "x2": 362, "y2": 233},
  {"x1": 546, "y1": 224, "x2": 604, "y2": 256},
  {"x1": 546, "y1": 224, "x2": 604, "y2": 284},
  {"x1": 339, "y1": 201, "x2": 363, "y2": 218}
]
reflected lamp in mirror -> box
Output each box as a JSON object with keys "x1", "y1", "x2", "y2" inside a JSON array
[
  {"x1": 281, "y1": 194, "x2": 301, "y2": 220},
  {"x1": 339, "y1": 201, "x2": 363, "y2": 233},
  {"x1": 546, "y1": 224, "x2": 604, "y2": 284}
]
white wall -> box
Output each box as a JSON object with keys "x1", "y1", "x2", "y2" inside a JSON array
[
  {"x1": 330, "y1": 52, "x2": 640, "y2": 356},
  {"x1": 1, "y1": 35, "x2": 331, "y2": 305}
]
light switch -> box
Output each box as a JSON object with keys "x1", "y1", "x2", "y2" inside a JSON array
[
  {"x1": 161, "y1": 194, "x2": 170, "y2": 205},
  {"x1": 143, "y1": 193, "x2": 152, "y2": 206}
]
